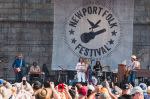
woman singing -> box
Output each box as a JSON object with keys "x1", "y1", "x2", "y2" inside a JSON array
[{"x1": 75, "y1": 57, "x2": 87, "y2": 82}]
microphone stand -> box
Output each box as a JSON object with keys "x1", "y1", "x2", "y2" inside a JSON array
[{"x1": 58, "y1": 66, "x2": 68, "y2": 83}]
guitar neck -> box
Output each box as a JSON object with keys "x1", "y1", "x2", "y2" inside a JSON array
[{"x1": 94, "y1": 29, "x2": 106, "y2": 35}]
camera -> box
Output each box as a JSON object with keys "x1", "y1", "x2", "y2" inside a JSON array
[
  {"x1": 58, "y1": 83, "x2": 65, "y2": 92},
  {"x1": 22, "y1": 80, "x2": 26, "y2": 85},
  {"x1": 95, "y1": 93, "x2": 101, "y2": 99}
]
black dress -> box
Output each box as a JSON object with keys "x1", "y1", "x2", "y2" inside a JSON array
[{"x1": 93, "y1": 61, "x2": 102, "y2": 77}]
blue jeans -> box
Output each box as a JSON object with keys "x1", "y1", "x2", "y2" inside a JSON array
[
  {"x1": 15, "y1": 71, "x2": 23, "y2": 82},
  {"x1": 128, "y1": 71, "x2": 136, "y2": 86}
]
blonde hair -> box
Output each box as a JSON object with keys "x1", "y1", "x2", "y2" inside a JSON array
[
  {"x1": 84, "y1": 58, "x2": 91, "y2": 65},
  {"x1": 17, "y1": 53, "x2": 23, "y2": 57}
]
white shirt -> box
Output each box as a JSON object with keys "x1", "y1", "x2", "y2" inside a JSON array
[
  {"x1": 127, "y1": 60, "x2": 140, "y2": 70},
  {"x1": 29, "y1": 66, "x2": 41, "y2": 73},
  {"x1": 75, "y1": 62, "x2": 87, "y2": 72}
]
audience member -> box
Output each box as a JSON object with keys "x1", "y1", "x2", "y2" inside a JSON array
[
  {"x1": 32, "y1": 81, "x2": 42, "y2": 92},
  {"x1": 144, "y1": 86, "x2": 150, "y2": 99},
  {"x1": 118, "y1": 83, "x2": 132, "y2": 99},
  {"x1": 1, "y1": 64, "x2": 150, "y2": 99},
  {"x1": 34, "y1": 81, "x2": 52, "y2": 99},
  {"x1": 130, "y1": 86, "x2": 144, "y2": 99},
  {"x1": 139, "y1": 83, "x2": 148, "y2": 98}
]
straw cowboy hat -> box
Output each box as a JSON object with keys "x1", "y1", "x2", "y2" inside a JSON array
[
  {"x1": 131, "y1": 55, "x2": 137, "y2": 59},
  {"x1": 36, "y1": 88, "x2": 51, "y2": 99}
]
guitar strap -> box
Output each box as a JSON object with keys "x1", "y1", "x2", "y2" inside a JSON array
[
  {"x1": 19, "y1": 59, "x2": 23, "y2": 68},
  {"x1": 131, "y1": 61, "x2": 136, "y2": 70}
]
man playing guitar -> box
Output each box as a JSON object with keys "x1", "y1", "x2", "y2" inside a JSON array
[
  {"x1": 126, "y1": 55, "x2": 140, "y2": 86},
  {"x1": 12, "y1": 53, "x2": 25, "y2": 82}
]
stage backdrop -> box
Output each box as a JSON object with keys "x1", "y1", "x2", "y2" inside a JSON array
[{"x1": 52, "y1": 0, "x2": 134, "y2": 71}]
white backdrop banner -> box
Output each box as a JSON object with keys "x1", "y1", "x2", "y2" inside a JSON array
[{"x1": 52, "y1": 0, "x2": 134, "y2": 71}]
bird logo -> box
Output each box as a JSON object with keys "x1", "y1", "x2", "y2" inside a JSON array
[{"x1": 87, "y1": 19, "x2": 101, "y2": 31}]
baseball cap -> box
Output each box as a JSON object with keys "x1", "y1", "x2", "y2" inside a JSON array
[
  {"x1": 139, "y1": 83, "x2": 147, "y2": 93},
  {"x1": 0, "y1": 79, "x2": 4, "y2": 86},
  {"x1": 122, "y1": 84, "x2": 130, "y2": 90},
  {"x1": 87, "y1": 84, "x2": 95, "y2": 91}
]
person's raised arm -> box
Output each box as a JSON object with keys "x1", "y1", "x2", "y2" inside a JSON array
[
  {"x1": 74, "y1": 86, "x2": 79, "y2": 99},
  {"x1": 49, "y1": 82, "x2": 61, "y2": 99},
  {"x1": 105, "y1": 80, "x2": 118, "y2": 99},
  {"x1": 64, "y1": 84, "x2": 72, "y2": 99}
]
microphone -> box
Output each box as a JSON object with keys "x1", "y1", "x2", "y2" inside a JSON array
[{"x1": 58, "y1": 66, "x2": 64, "y2": 70}]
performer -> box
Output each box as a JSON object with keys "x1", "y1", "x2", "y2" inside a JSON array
[
  {"x1": 42, "y1": 64, "x2": 50, "y2": 81},
  {"x1": 29, "y1": 62, "x2": 41, "y2": 82},
  {"x1": 126, "y1": 55, "x2": 141, "y2": 86},
  {"x1": 29, "y1": 62, "x2": 41, "y2": 74},
  {"x1": 12, "y1": 53, "x2": 25, "y2": 82},
  {"x1": 93, "y1": 60, "x2": 102, "y2": 77},
  {"x1": 85, "y1": 59, "x2": 93, "y2": 84},
  {"x1": 75, "y1": 57, "x2": 87, "y2": 82}
]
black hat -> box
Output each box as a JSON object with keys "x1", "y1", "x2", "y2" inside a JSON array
[
  {"x1": 122, "y1": 84, "x2": 129, "y2": 90},
  {"x1": 33, "y1": 81, "x2": 42, "y2": 89}
]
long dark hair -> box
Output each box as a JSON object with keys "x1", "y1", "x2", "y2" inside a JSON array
[
  {"x1": 95, "y1": 61, "x2": 101, "y2": 66},
  {"x1": 78, "y1": 57, "x2": 84, "y2": 62}
]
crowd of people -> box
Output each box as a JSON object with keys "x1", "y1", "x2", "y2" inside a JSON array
[
  {"x1": 0, "y1": 76, "x2": 150, "y2": 99},
  {"x1": 0, "y1": 54, "x2": 150, "y2": 99}
]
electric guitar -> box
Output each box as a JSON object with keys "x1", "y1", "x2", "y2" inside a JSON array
[{"x1": 14, "y1": 67, "x2": 21, "y2": 73}]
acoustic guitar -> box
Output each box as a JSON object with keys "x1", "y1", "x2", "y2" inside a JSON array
[
  {"x1": 80, "y1": 29, "x2": 106, "y2": 43},
  {"x1": 125, "y1": 67, "x2": 131, "y2": 78}
]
